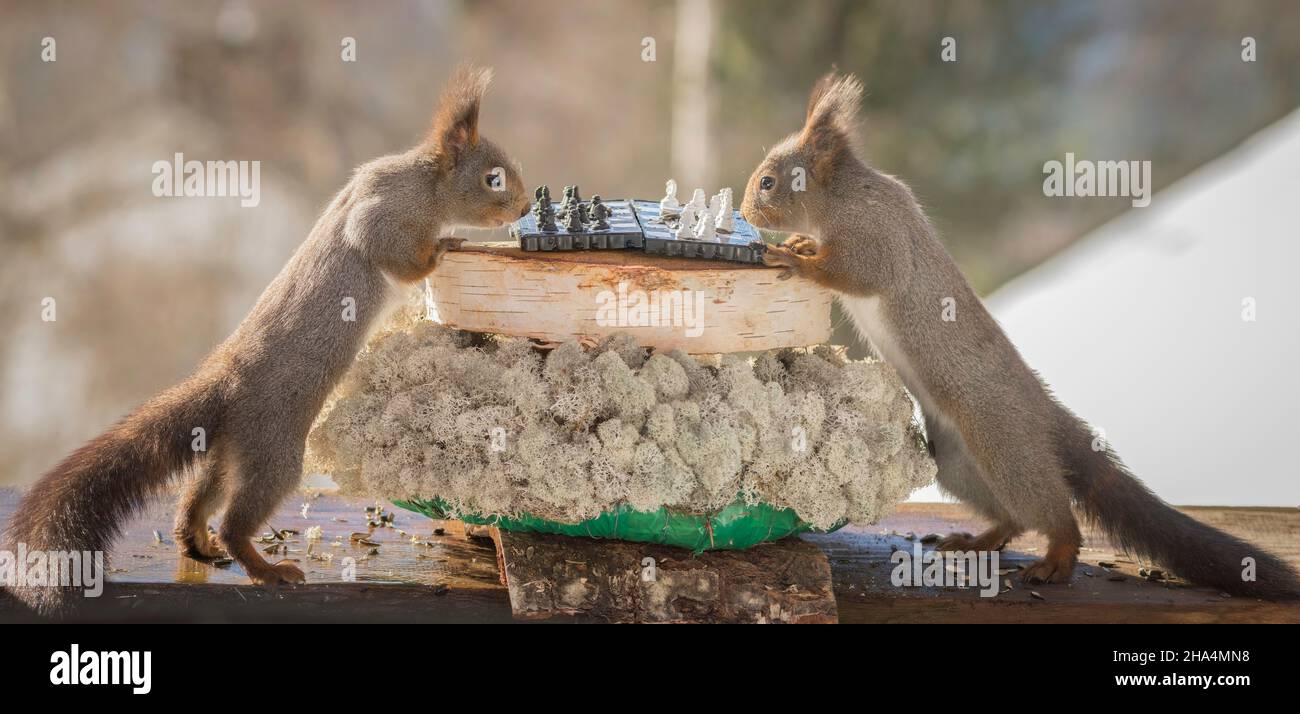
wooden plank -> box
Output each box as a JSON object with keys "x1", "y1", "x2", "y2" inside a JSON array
[
  {"x1": 3, "y1": 490, "x2": 1297, "y2": 623},
  {"x1": 425, "y1": 242, "x2": 833, "y2": 354},
  {"x1": 490, "y1": 529, "x2": 838, "y2": 623}
]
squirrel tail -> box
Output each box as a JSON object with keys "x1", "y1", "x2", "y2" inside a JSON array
[
  {"x1": 1058, "y1": 416, "x2": 1300, "y2": 599},
  {"x1": 4, "y1": 374, "x2": 225, "y2": 615}
]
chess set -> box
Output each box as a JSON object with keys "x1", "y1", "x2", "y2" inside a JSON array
[{"x1": 510, "y1": 181, "x2": 767, "y2": 264}]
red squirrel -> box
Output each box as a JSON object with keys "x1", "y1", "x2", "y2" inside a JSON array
[
  {"x1": 5, "y1": 65, "x2": 530, "y2": 613},
  {"x1": 742, "y1": 72, "x2": 1299, "y2": 597}
]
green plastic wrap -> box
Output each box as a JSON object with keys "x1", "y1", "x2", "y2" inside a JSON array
[{"x1": 393, "y1": 497, "x2": 845, "y2": 553}]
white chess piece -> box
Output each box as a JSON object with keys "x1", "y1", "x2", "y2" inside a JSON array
[
  {"x1": 660, "y1": 179, "x2": 681, "y2": 214},
  {"x1": 716, "y1": 188, "x2": 734, "y2": 231},
  {"x1": 694, "y1": 204, "x2": 716, "y2": 241},
  {"x1": 687, "y1": 188, "x2": 707, "y2": 214},
  {"x1": 676, "y1": 203, "x2": 698, "y2": 238}
]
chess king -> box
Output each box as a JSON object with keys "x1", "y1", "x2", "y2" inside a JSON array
[{"x1": 741, "y1": 71, "x2": 1300, "y2": 598}]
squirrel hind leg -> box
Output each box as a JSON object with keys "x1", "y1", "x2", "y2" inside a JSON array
[
  {"x1": 217, "y1": 445, "x2": 307, "y2": 586},
  {"x1": 928, "y1": 426, "x2": 1024, "y2": 551},
  {"x1": 174, "y1": 450, "x2": 229, "y2": 562},
  {"x1": 954, "y1": 417, "x2": 1083, "y2": 583}
]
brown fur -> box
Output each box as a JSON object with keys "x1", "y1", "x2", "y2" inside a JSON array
[
  {"x1": 741, "y1": 71, "x2": 1300, "y2": 598},
  {"x1": 4, "y1": 64, "x2": 530, "y2": 615}
]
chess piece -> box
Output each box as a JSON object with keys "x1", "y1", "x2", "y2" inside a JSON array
[
  {"x1": 716, "y1": 187, "x2": 734, "y2": 231},
  {"x1": 534, "y1": 185, "x2": 552, "y2": 218},
  {"x1": 686, "y1": 188, "x2": 707, "y2": 215},
  {"x1": 538, "y1": 190, "x2": 557, "y2": 232},
  {"x1": 694, "y1": 203, "x2": 716, "y2": 241},
  {"x1": 676, "y1": 203, "x2": 698, "y2": 238},
  {"x1": 589, "y1": 195, "x2": 611, "y2": 230},
  {"x1": 564, "y1": 204, "x2": 584, "y2": 232},
  {"x1": 660, "y1": 179, "x2": 681, "y2": 214}
]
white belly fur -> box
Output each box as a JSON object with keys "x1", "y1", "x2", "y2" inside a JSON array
[{"x1": 837, "y1": 294, "x2": 947, "y2": 430}]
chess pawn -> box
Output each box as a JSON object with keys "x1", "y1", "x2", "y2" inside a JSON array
[
  {"x1": 694, "y1": 205, "x2": 716, "y2": 241},
  {"x1": 589, "y1": 195, "x2": 611, "y2": 230},
  {"x1": 564, "y1": 205, "x2": 584, "y2": 232},
  {"x1": 539, "y1": 207, "x2": 558, "y2": 232},
  {"x1": 660, "y1": 179, "x2": 681, "y2": 214},
  {"x1": 675, "y1": 203, "x2": 698, "y2": 238}
]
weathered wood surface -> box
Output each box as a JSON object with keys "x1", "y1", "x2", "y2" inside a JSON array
[
  {"x1": 490, "y1": 528, "x2": 837, "y2": 623},
  {"x1": 2, "y1": 489, "x2": 1297, "y2": 623},
  {"x1": 425, "y1": 242, "x2": 833, "y2": 353}
]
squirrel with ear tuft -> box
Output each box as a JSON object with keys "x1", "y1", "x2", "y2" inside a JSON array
[
  {"x1": 5, "y1": 65, "x2": 531, "y2": 615},
  {"x1": 741, "y1": 71, "x2": 1299, "y2": 598}
]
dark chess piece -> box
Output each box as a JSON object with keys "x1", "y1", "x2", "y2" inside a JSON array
[
  {"x1": 571, "y1": 186, "x2": 591, "y2": 222},
  {"x1": 563, "y1": 203, "x2": 584, "y2": 232},
  {"x1": 539, "y1": 208, "x2": 557, "y2": 232},
  {"x1": 589, "y1": 194, "x2": 611, "y2": 230},
  {"x1": 538, "y1": 193, "x2": 557, "y2": 231},
  {"x1": 556, "y1": 185, "x2": 573, "y2": 220},
  {"x1": 533, "y1": 185, "x2": 549, "y2": 216}
]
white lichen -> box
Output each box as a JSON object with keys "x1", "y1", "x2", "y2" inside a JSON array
[{"x1": 307, "y1": 323, "x2": 936, "y2": 530}]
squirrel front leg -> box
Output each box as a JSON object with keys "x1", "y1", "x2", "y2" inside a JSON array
[{"x1": 431, "y1": 236, "x2": 466, "y2": 268}]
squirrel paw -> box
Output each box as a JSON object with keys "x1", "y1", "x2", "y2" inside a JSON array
[
  {"x1": 429, "y1": 236, "x2": 467, "y2": 271},
  {"x1": 934, "y1": 532, "x2": 977, "y2": 551},
  {"x1": 246, "y1": 560, "x2": 306, "y2": 586},
  {"x1": 782, "y1": 234, "x2": 819, "y2": 256},
  {"x1": 935, "y1": 525, "x2": 1019, "y2": 552},
  {"x1": 1020, "y1": 542, "x2": 1078, "y2": 584},
  {"x1": 176, "y1": 527, "x2": 228, "y2": 563},
  {"x1": 762, "y1": 245, "x2": 803, "y2": 280}
]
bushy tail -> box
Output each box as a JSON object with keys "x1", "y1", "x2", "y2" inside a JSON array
[
  {"x1": 1060, "y1": 418, "x2": 1300, "y2": 599},
  {"x1": 4, "y1": 374, "x2": 225, "y2": 614}
]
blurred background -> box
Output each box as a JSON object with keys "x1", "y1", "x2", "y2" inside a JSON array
[{"x1": 2, "y1": 0, "x2": 1297, "y2": 505}]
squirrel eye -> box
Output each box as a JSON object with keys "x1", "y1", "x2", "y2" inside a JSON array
[
  {"x1": 485, "y1": 171, "x2": 503, "y2": 189},
  {"x1": 760, "y1": 176, "x2": 775, "y2": 190}
]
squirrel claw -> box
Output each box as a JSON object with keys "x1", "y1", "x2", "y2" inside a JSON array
[
  {"x1": 762, "y1": 246, "x2": 799, "y2": 278},
  {"x1": 782, "y1": 234, "x2": 819, "y2": 256}
]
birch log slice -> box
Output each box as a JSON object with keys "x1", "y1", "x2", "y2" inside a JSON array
[{"x1": 425, "y1": 242, "x2": 832, "y2": 354}]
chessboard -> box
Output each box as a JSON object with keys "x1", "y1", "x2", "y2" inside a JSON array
[
  {"x1": 631, "y1": 200, "x2": 766, "y2": 264},
  {"x1": 511, "y1": 198, "x2": 643, "y2": 251},
  {"x1": 511, "y1": 188, "x2": 767, "y2": 264}
]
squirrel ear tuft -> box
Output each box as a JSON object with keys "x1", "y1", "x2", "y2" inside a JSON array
[
  {"x1": 800, "y1": 71, "x2": 863, "y2": 164},
  {"x1": 427, "y1": 64, "x2": 493, "y2": 165}
]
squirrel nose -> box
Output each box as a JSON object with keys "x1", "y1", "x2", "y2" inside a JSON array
[{"x1": 519, "y1": 203, "x2": 531, "y2": 218}]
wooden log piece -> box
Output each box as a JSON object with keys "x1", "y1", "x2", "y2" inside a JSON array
[
  {"x1": 490, "y1": 529, "x2": 838, "y2": 623},
  {"x1": 425, "y1": 242, "x2": 833, "y2": 354}
]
